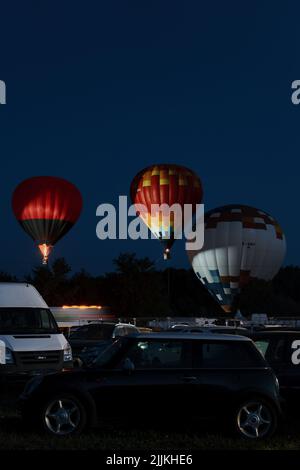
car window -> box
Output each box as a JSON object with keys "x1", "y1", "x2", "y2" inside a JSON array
[
  {"x1": 70, "y1": 326, "x2": 89, "y2": 339},
  {"x1": 70, "y1": 324, "x2": 115, "y2": 340},
  {"x1": 123, "y1": 340, "x2": 191, "y2": 369},
  {"x1": 113, "y1": 326, "x2": 137, "y2": 337},
  {"x1": 86, "y1": 326, "x2": 100, "y2": 339},
  {"x1": 87, "y1": 325, "x2": 115, "y2": 340},
  {"x1": 195, "y1": 341, "x2": 264, "y2": 368},
  {"x1": 255, "y1": 340, "x2": 270, "y2": 358},
  {"x1": 39, "y1": 309, "x2": 56, "y2": 330},
  {"x1": 92, "y1": 339, "x2": 125, "y2": 368},
  {"x1": 113, "y1": 326, "x2": 124, "y2": 337},
  {"x1": 254, "y1": 338, "x2": 285, "y2": 365},
  {"x1": 0, "y1": 308, "x2": 58, "y2": 334}
]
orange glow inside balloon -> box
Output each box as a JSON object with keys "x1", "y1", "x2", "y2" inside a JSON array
[{"x1": 38, "y1": 243, "x2": 53, "y2": 264}]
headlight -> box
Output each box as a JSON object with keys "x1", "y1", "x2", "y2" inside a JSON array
[
  {"x1": 63, "y1": 343, "x2": 73, "y2": 362},
  {"x1": 5, "y1": 348, "x2": 15, "y2": 364}
]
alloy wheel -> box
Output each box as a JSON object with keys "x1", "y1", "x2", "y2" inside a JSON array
[
  {"x1": 237, "y1": 401, "x2": 273, "y2": 439},
  {"x1": 44, "y1": 398, "x2": 81, "y2": 436}
]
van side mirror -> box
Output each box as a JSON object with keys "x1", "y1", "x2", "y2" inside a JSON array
[{"x1": 122, "y1": 357, "x2": 135, "y2": 373}]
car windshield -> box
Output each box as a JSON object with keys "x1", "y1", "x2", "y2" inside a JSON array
[
  {"x1": 69, "y1": 324, "x2": 115, "y2": 340},
  {"x1": 0, "y1": 308, "x2": 59, "y2": 334},
  {"x1": 90, "y1": 338, "x2": 125, "y2": 368}
]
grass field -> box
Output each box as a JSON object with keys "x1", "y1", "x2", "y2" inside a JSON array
[{"x1": 1, "y1": 406, "x2": 300, "y2": 450}]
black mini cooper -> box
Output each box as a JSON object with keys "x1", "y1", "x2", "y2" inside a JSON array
[{"x1": 19, "y1": 333, "x2": 282, "y2": 439}]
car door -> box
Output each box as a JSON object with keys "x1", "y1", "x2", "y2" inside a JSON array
[
  {"x1": 277, "y1": 335, "x2": 300, "y2": 405},
  {"x1": 89, "y1": 338, "x2": 195, "y2": 420},
  {"x1": 187, "y1": 340, "x2": 262, "y2": 419}
]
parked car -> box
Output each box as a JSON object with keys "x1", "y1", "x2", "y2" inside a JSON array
[
  {"x1": 20, "y1": 333, "x2": 282, "y2": 439},
  {"x1": 69, "y1": 322, "x2": 139, "y2": 365},
  {"x1": 250, "y1": 330, "x2": 300, "y2": 411},
  {"x1": 0, "y1": 283, "x2": 73, "y2": 388}
]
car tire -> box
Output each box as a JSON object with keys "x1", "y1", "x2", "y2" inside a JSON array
[
  {"x1": 37, "y1": 393, "x2": 88, "y2": 437},
  {"x1": 232, "y1": 397, "x2": 278, "y2": 440}
]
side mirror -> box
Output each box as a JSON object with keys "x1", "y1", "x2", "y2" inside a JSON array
[{"x1": 122, "y1": 357, "x2": 135, "y2": 373}]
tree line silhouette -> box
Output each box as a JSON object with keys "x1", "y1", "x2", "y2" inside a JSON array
[{"x1": 0, "y1": 253, "x2": 300, "y2": 317}]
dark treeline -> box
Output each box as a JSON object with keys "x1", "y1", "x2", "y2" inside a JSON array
[{"x1": 1, "y1": 253, "x2": 300, "y2": 318}]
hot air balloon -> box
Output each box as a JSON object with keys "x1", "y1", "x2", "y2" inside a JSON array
[
  {"x1": 12, "y1": 176, "x2": 83, "y2": 264},
  {"x1": 187, "y1": 204, "x2": 286, "y2": 313},
  {"x1": 130, "y1": 164, "x2": 203, "y2": 259}
]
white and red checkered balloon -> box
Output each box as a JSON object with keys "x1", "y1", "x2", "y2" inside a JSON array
[{"x1": 187, "y1": 205, "x2": 286, "y2": 313}]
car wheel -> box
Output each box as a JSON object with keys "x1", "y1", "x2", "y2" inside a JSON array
[
  {"x1": 234, "y1": 398, "x2": 278, "y2": 440},
  {"x1": 40, "y1": 393, "x2": 87, "y2": 436}
]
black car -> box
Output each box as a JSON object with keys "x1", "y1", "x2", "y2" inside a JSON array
[
  {"x1": 250, "y1": 330, "x2": 300, "y2": 410},
  {"x1": 69, "y1": 322, "x2": 139, "y2": 364},
  {"x1": 20, "y1": 333, "x2": 282, "y2": 440}
]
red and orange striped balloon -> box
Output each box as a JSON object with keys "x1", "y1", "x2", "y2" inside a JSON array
[
  {"x1": 12, "y1": 176, "x2": 83, "y2": 264},
  {"x1": 130, "y1": 164, "x2": 203, "y2": 258}
]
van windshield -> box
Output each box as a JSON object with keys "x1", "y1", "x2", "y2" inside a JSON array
[{"x1": 0, "y1": 308, "x2": 59, "y2": 334}]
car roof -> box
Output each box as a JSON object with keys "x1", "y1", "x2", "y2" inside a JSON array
[
  {"x1": 200, "y1": 326, "x2": 247, "y2": 330},
  {"x1": 251, "y1": 330, "x2": 300, "y2": 336},
  {"x1": 0, "y1": 282, "x2": 48, "y2": 308},
  {"x1": 129, "y1": 332, "x2": 251, "y2": 342},
  {"x1": 77, "y1": 322, "x2": 116, "y2": 327},
  {"x1": 168, "y1": 326, "x2": 246, "y2": 331},
  {"x1": 75, "y1": 322, "x2": 138, "y2": 328}
]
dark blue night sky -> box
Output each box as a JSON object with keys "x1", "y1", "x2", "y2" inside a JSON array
[{"x1": 0, "y1": 1, "x2": 299, "y2": 276}]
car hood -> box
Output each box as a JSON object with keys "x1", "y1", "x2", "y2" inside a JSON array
[{"x1": 0, "y1": 334, "x2": 67, "y2": 351}]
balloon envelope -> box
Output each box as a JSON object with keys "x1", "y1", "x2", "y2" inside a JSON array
[
  {"x1": 12, "y1": 176, "x2": 82, "y2": 263},
  {"x1": 187, "y1": 204, "x2": 286, "y2": 312},
  {"x1": 130, "y1": 164, "x2": 203, "y2": 258}
]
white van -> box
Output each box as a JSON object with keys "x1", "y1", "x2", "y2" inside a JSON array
[{"x1": 0, "y1": 283, "x2": 73, "y2": 378}]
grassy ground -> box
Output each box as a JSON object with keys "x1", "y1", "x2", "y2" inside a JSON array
[{"x1": 0, "y1": 406, "x2": 300, "y2": 450}]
